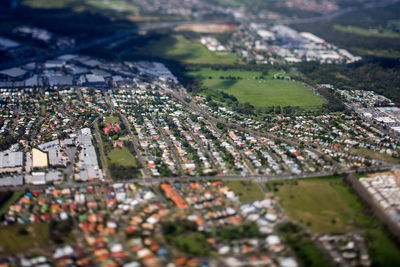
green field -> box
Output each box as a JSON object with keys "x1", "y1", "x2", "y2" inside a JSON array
[
  {"x1": 105, "y1": 116, "x2": 120, "y2": 124},
  {"x1": 225, "y1": 180, "x2": 265, "y2": 203},
  {"x1": 269, "y1": 177, "x2": 400, "y2": 266},
  {"x1": 134, "y1": 35, "x2": 239, "y2": 65},
  {"x1": 23, "y1": 0, "x2": 139, "y2": 14},
  {"x1": 108, "y1": 148, "x2": 138, "y2": 168},
  {"x1": 270, "y1": 178, "x2": 371, "y2": 233},
  {"x1": 190, "y1": 68, "x2": 324, "y2": 108},
  {"x1": 334, "y1": 24, "x2": 400, "y2": 38},
  {"x1": 0, "y1": 223, "x2": 50, "y2": 255},
  {"x1": 88, "y1": 0, "x2": 139, "y2": 14}
]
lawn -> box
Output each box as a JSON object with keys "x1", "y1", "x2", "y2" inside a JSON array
[
  {"x1": 108, "y1": 148, "x2": 138, "y2": 168},
  {"x1": 136, "y1": 35, "x2": 239, "y2": 65},
  {"x1": 225, "y1": 180, "x2": 265, "y2": 203},
  {"x1": 0, "y1": 223, "x2": 50, "y2": 255},
  {"x1": 105, "y1": 116, "x2": 120, "y2": 124},
  {"x1": 190, "y1": 68, "x2": 324, "y2": 108},
  {"x1": 269, "y1": 177, "x2": 400, "y2": 266},
  {"x1": 270, "y1": 178, "x2": 370, "y2": 233}
]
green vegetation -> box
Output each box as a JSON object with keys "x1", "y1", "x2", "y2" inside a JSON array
[
  {"x1": 173, "y1": 232, "x2": 210, "y2": 255},
  {"x1": 278, "y1": 222, "x2": 330, "y2": 267},
  {"x1": 269, "y1": 178, "x2": 370, "y2": 233},
  {"x1": 87, "y1": 0, "x2": 139, "y2": 14},
  {"x1": 163, "y1": 220, "x2": 211, "y2": 255},
  {"x1": 22, "y1": 0, "x2": 139, "y2": 14},
  {"x1": 217, "y1": 222, "x2": 262, "y2": 241},
  {"x1": 8, "y1": 1, "x2": 138, "y2": 42},
  {"x1": 108, "y1": 148, "x2": 138, "y2": 168},
  {"x1": 0, "y1": 223, "x2": 50, "y2": 255},
  {"x1": 225, "y1": 180, "x2": 265, "y2": 203},
  {"x1": 334, "y1": 25, "x2": 400, "y2": 38},
  {"x1": 297, "y1": 57, "x2": 400, "y2": 105},
  {"x1": 50, "y1": 218, "x2": 75, "y2": 245},
  {"x1": 107, "y1": 144, "x2": 141, "y2": 179},
  {"x1": 292, "y1": 2, "x2": 400, "y2": 60},
  {"x1": 269, "y1": 177, "x2": 400, "y2": 266},
  {"x1": 190, "y1": 68, "x2": 324, "y2": 108},
  {"x1": 105, "y1": 116, "x2": 120, "y2": 124},
  {"x1": 0, "y1": 191, "x2": 24, "y2": 218},
  {"x1": 129, "y1": 35, "x2": 239, "y2": 65},
  {"x1": 351, "y1": 148, "x2": 400, "y2": 164}
]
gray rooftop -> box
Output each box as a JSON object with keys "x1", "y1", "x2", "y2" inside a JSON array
[
  {"x1": 0, "y1": 67, "x2": 27, "y2": 78},
  {"x1": 0, "y1": 176, "x2": 23, "y2": 187},
  {"x1": 0, "y1": 152, "x2": 23, "y2": 168}
]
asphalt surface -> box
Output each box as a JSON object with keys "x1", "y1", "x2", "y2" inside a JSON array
[{"x1": 0, "y1": 164, "x2": 394, "y2": 192}]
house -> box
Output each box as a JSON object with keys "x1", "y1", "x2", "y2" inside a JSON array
[{"x1": 104, "y1": 123, "x2": 120, "y2": 135}]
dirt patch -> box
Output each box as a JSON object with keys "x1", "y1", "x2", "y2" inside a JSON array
[{"x1": 175, "y1": 24, "x2": 236, "y2": 33}]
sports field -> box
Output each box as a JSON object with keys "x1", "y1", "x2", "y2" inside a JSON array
[
  {"x1": 190, "y1": 68, "x2": 324, "y2": 108},
  {"x1": 141, "y1": 35, "x2": 239, "y2": 65},
  {"x1": 108, "y1": 148, "x2": 138, "y2": 168},
  {"x1": 269, "y1": 177, "x2": 400, "y2": 266}
]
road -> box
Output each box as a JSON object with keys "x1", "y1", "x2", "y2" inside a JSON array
[{"x1": 0, "y1": 164, "x2": 394, "y2": 192}]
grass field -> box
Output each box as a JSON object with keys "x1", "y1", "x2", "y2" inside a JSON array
[
  {"x1": 133, "y1": 35, "x2": 239, "y2": 65},
  {"x1": 334, "y1": 25, "x2": 400, "y2": 38},
  {"x1": 190, "y1": 68, "x2": 324, "y2": 108},
  {"x1": 270, "y1": 178, "x2": 370, "y2": 233},
  {"x1": 0, "y1": 223, "x2": 50, "y2": 255},
  {"x1": 225, "y1": 180, "x2": 265, "y2": 203},
  {"x1": 269, "y1": 177, "x2": 400, "y2": 266},
  {"x1": 23, "y1": 0, "x2": 139, "y2": 14},
  {"x1": 105, "y1": 116, "x2": 120, "y2": 124},
  {"x1": 108, "y1": 148, "x2": 138, "y2": 167}
]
